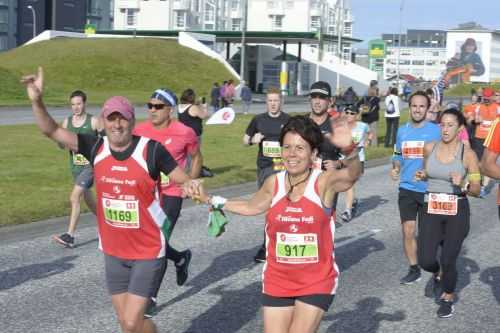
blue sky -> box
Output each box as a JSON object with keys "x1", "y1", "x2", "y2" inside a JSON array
[{"x1": 350, "y1": 0, "x2": 500, "y2": 48}]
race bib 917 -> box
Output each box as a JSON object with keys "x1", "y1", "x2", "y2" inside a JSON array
[
  {"x1": 102, "y1": 198, "x2": 140, "y2": 228},
  {"x1": 276, "y1": 232, "x2": 319, "y2": 264}
]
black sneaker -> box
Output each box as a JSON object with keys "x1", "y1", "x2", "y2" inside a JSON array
[
  {"x1": 175, "y1": 250, "x2": 192, "y2": 286},
  {"x1": 437, "y1": 299, "x2": 454, "y2": 318},
  {"x1": 144, "y1": 298, "x2": 157, "y2": 319},
  {"x1": 254, "y1": 246, "x2": 266, "y2": 263},
  {"x1": 52, "y1": 233, "x2": 75, "y2": 248},
  {"x1": 200, "y1": 166, "x2": 214, "y2": 178},
  {"x1": 340, "y1": 209, "x2": 352, "y2": 222},
  {"x1": 400, "y1": 267, "x2": 421, "y2": 285}
]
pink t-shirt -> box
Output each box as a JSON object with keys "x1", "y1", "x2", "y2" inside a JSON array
[{"x1": 134, "y1": 120, "x2": 199, "y2": 197}]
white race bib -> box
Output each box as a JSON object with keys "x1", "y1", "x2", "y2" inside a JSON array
[
  {"x1": 402, "y1": 141, "x2": 425, "y2": 159},
  {"x1": 102, "y1": 198, "x2": 140, "y2": 228},
  {"x1": 276, "y1": 232, "x2": 319, "y2": 264},
  {"x1": 427, "y1": 193, "x2": 458, "y2": 216}
]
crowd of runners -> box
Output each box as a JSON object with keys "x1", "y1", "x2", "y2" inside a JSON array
[{"x1": 20, "y1": 66, "x2": 499, "y2": 332}]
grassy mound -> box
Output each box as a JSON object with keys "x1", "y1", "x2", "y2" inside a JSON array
[
  {"x1": 446, "y1": 82, "x2": 500, "y2": 96},
  {"x1": 0, "y1": 38, "x2": 237, "y2": 106}
]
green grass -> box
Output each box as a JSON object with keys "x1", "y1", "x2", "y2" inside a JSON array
[
  {"x1": 446, "y1": 83, "x2": 500, "y2": 97},
  {"x1": 0, "y1": 110, "x2": 409, "y2": 227},
  {"x1": 0, "y1": 38, "x2": 237, "y2": 106}
]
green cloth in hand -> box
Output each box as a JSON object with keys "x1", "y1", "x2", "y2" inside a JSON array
[{"x1": 207, "y1": 209, "x2": 229, "y2": 237}]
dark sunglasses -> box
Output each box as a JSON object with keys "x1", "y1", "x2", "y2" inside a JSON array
[
  {"x1": 147, "y1": 103, "x2": 167, "y2": 110},
  {"x1": 345, "y1": 111, "x2": 358, "y2": 115}
]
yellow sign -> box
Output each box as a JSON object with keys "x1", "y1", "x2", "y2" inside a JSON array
[{"x1": 85, "y1": 24, "x2": 96, "y2": 35}]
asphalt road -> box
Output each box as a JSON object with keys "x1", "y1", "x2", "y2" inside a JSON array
[
  {"x1": 0, "y1": 100, "x2": 309, "y2": 126},
  {"x1": 1, "y1": 164, "x2": 499, "y2": 333}
]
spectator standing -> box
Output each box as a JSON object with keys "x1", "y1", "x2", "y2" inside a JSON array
[
  {"x1": 210, "y1": 82, "x2": 220, "y2": 113},
  {"x1": 358, "y1": 87, "x2": 380, "y2": 146},
  {"x1": 240, "y1": 81, "x2": 253, "y2": 114},
  {"x1": 384, "y1": 87, "x2": 401, "y2": 147}
]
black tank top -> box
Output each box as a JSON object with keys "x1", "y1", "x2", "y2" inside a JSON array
[{"x1": 178, "y1": 104, "x2": 203, "y2": 136}]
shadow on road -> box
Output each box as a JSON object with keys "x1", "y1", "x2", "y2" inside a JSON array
[
  {"x1": 335, "y1": 235, "x2": 385, "y2": 272},
  {"x1": 0, "y1": 255, "x2": 78, "y2": 291},
  {"x1": 355, "y1": 195, "x2": 389, "y2": 218},
  {"x1": 479, "y1": 266, "x2": 500, "y2": 304},
  {"x1": 74, "y1": 237, "x2": 98, "y2": 249},
  {"x1": 182, "y1": 281, "x2": 261, "y2": 333},
  {"x1": 157, "y1": 246, "x2": 260, "y2": 312},
  {"x1": 324, "y1": 297, "x2": 406, "y2": 333}
]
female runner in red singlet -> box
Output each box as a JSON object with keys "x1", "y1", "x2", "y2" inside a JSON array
[{"x1": 194, "y1": 115, "x2": 362, "y2": 333}]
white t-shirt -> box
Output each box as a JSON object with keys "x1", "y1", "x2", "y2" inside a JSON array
[{"x1": 384, "y1": 94, "x2": 401, "y2": 118}]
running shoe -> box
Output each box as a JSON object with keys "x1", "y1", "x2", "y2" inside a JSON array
[
  {"x1": 253, "y1": 246, "x2": 266, "y2": 263},
  {"x1": 144, "y1": 298, "x2": 157, "y2": 318},
  {"x1": 175, "y1": 250, "x2": 192, "y2": 286},
  {"x1": 437, "y1": 299, "x2": 454, "y2": 318},
  {"x1": 52, "y1": 233, "x2": 75, "y2": 248},
  {"x1": 340, "y1": 209, "x2": 352, "y2": 222},
  {"x1": 200, "y1": 166, "x2": 214, "y2": 178},
  {"x1": 400, "y1": 266, "x2": 421, "y2": 285}
]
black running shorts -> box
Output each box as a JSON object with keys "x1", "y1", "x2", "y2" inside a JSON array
[
  {"x1": 398, "y1": 188, "x2": 425, "y2": 222},
  {"x1": 262, "y1": 293, "x2": 335, "y2": 312}
]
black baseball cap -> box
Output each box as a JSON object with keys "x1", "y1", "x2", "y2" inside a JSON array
[{"x1": 309, "y1": 81, "x2": 332, "y2": 97}]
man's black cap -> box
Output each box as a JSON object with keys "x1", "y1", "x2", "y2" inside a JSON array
[{"x1": 309, "y1": 81, "x2": 332, "y2": 97}]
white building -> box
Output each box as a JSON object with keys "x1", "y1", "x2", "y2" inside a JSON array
[
  {"x1": 382, "y1": 29, "x2": 447, "y2": 81},
  {"x1": 114, "y1": 0, "x2": 232, "y2": 31},
  {"x1": 446, "y1": 28, "x2": 500, "y2": 83}
]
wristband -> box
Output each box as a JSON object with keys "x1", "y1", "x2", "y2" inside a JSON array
[
  {"x1": 467, "y1": 173, "x2": 481, "y2": 182},
  {"x1": 209, "y1": 195, "x2": 227, "y2": 210}
]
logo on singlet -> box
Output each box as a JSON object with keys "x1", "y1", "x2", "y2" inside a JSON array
[
  {"x1": 165, "y1": 138, "x2": 172, "y2": 145},
  {"x1": 290, "y1": 224, "x2": 299, "y2": 232},
  {"x1": 111, "y1": 166, "x2": 128, "y2": 172}
]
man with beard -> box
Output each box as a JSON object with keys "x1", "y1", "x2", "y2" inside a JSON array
[
  {"x1": 307, "y1": 81, "x2": 343, "y2": 218},
  {"x1": 391, "y1": 91, "x2": 441, "y2": 285}
]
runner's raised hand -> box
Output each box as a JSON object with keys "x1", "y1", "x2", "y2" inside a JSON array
[{"x1": 20, "y1": 66, "x2": 44, "y2": 102}]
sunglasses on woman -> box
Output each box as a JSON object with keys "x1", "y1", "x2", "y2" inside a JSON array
[{"x1": 345, "y1": 111, "x2": 357, "y2": 115}]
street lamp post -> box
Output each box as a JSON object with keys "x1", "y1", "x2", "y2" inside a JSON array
[
  {"x1": 240, "y1": 0, "x2": 248, "y2": 82},
  {"x1": 27, "y1": 5, "x2": 36, "y2": 39},
  {"x1": 336, "y1": 0, "x2": 344, "y2": 95},
  {"x1": 396, "y1": 0, "x2": 405, "y2": 92}
]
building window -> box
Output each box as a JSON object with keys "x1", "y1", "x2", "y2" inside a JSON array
[
  {"x1": 286, "y1": 1, "x2": 294, "y2": 9},
  {"x1": 412, "y1": 60, "x2": 424, "y2": 66},
  {"x1": 176, "y1": 12, "x2": 185, "y2": 28},
  {"x1": 231, "y1": 18, "x2": 241, "y2": 31},
  {"x1": 310, "y1": 16, "x2": 320, "y2": 32},
  {"x1": 270, "y1": 15, "x2": 283, "y2": 31},
  {"x1": 126, "y1": 9, "x2": 137, "y2": 27},
  {"x1": 204, "y1": 4, "x2": 215, "y2": 21},
  {"x1": 0, "y1": 36, "x2": 7, "y2": 51},
  {"x1": 231, "y1": 0, "x2": 238, "y2": 10}
]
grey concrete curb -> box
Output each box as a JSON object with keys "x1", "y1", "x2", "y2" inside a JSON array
[{"x1": 0, "y1": 156, "x2": 391, "y2": 244}]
